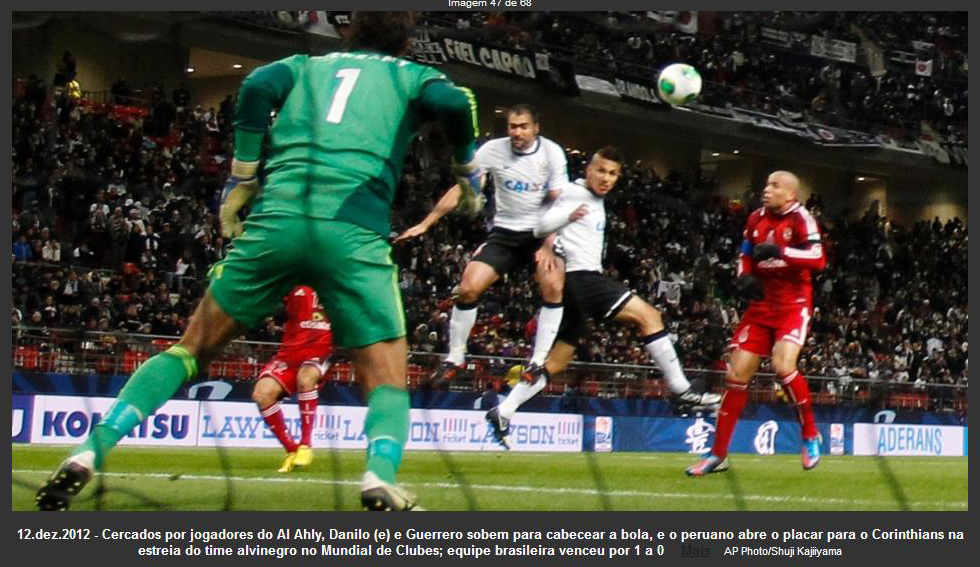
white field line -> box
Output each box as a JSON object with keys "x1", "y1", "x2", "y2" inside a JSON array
[{"x1": 12, "y1": 469, "x2": 967, "y2": 510}]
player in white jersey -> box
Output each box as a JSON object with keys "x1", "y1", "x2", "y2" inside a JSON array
[
  {"x1": 396, "y1": 104, "x2": 569, "y2": 385},
  {"x1": 484, "y1": 147, "x2": 721, "y2": 448}
]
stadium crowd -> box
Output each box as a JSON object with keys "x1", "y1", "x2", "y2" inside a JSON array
[
  {"x1": 11, "y1": 16, "x2": 968, "y2": 391},
  {"x1": 418, "y1": 11, "x2": 967, "y2": 142}
]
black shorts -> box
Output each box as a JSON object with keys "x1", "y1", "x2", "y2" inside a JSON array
[
  {"x1": 471, "y1": 227, "x2": 544, "y2": 276},
  {"x1": 557, "y1": 271, "x2": 634, "y2": 344}
]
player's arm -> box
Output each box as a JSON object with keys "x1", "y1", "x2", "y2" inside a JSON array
[
  {"x1": 734, "y1": 214, "x2": 763, "y2": 300},
  {"x1": 755, "y1": 239, "x2": 827, "y2": 270},
  {"x1": 534, "y1": 191, "x2": 588, "y2": 237},
  {"x1": 752, "y1": 213, "x2": 827, "y2": 271},
  {"x1": 221, "y1": 59, "x2": 296, "y2": 239},
  {"x1": 417, "y1": 80, "x2": 485, "y2": 213},
  {"x1": 393, "y1": 184, "x2": 463, "y2": 243}
]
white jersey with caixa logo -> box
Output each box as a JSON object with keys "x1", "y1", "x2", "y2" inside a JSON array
[
  {"x1": 475, "y1": 136, "x2": 569, "y2": 232},
  {"x1": 534, "y1": 178, "x2": 606, "y2": 273}
]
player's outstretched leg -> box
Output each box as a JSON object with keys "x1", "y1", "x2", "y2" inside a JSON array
[
  {"x1": 253, "y1": 378, "x2": 300, "y2": 472},
  {"x1": 429, "y1": 300, "x2": 478, "y2": 387},
  {"x1": 529, "y1": 302, "x2": 564, "y2": 367},
  {"x1": 490, "y1": 364, "x2": 549, "y2": 446},
  {"x1": 686, "y1": 378, "x2": 748, "y2": 476},
  {"x1": 294, "y1": 364, "x2": 325, "y2": 468},
  {"x1": 780, "y1": 370, "x2": 821, "y2": 469},
  {"x1": 614, "y1": 298, "x2": 721, "y2": 413},
  {"x1": 36, "y1": 345, "x2": 199, "y2": 510},
  {"x1": 355, "y1": 338, "x2": 422, "y2": 511},
  {"x1": 772, "y1": 340, "x2": 821, "y2": 470},
  {"x1": 484, "y1": 406, "x2": 513, "y2": 450},
  {"x1": 36, "y1": 291, "x2": 243, "y2": 510}
]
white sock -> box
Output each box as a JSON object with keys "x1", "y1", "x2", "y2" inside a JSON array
[
  {"x1": 497, "y1": 375, "x2": 547, "y2": 420},
  {"x1": 530, "y1": 303, "x2": 563, "y2": 366},
  {"x1": 446, "y1": 303, "x2": 478, "y2": 365},
  {"x1": 643, "y1": 331, "x2": 691, "y2": 395}
]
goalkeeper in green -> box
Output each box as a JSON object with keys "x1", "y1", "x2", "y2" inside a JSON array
[{"x1": 36, "y1": 12, "x2": 481, "y2": 512}]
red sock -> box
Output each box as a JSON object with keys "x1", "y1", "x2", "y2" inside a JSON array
[
  {"x1": 297, "y1": 389, "x2": 319, "y2": 447},
  {"x1": 781, "y1": 371, "x2": 818, "y2": 440},
  {"x1": 260, "y1": 402, "x2": 298, "y2": 453},
  {"x1": 712, "y1": 379, "x2": 749, "y2": 459}
]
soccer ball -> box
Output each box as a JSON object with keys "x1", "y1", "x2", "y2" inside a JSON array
[{"x1": 656, "y1": 63, "x2": 702, "y2": 105}]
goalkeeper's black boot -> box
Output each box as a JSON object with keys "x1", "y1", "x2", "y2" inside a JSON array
[{"x1": 36, "y1": 454, "x2": 94, "y2": 511}]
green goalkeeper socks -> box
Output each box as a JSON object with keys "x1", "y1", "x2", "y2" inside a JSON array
[
  {"x1": 363, "y1": 385, "x2": 410, "y2": 484},
  {"x1": 72, "y1": 346, "x2": 198, "y2": 468}
]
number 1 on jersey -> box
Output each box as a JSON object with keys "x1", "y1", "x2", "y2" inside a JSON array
[{"x1": 326, "y1": 68, "x2": 361, "y2": 124}]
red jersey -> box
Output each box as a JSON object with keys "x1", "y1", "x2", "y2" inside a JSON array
[
  {"x1": 278, "y1": 286, "x2": 333, "y2": 355},
  {"x1": 738, "y1": 202, "x2": 826, "y2": 305}
]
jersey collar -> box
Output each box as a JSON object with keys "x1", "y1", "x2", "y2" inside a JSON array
[
  {"x1": 763, "y1": 200, "x2": 800, "y2": 216},
  {"x1": 511, "y1": 137, "x2": 541, "y2": 156},
  {"x1": 575, "y1": 177, "x2": 606, "y2": 199}
]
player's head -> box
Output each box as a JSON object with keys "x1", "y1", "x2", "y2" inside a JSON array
[
  {"x1": 585, "y1": 146, "x2": 624, "y2": 197},
  {"x1": 348, "y1": 12, "x2": 415, "y2": 56},
  {"x1": 506, "y1": 103, "x2": 540, "y2": 152},
  {"x1": 762, "y1": 170, "x2": 800, "y2": 212}
]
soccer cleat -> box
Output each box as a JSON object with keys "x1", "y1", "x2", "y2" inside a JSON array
[
  {"x1": 685, "y1": 453, "x2": 730, "y2": 477},
  {"x1": 674, "y1": 388, "x2": 722, "y2": 414},
  {"x1": 360, "y1": 472, "x2": 423, "y2": 511},
  {"x1": 520, "y1": 363, "x2": 548, "y2": 384},
  {"x1": 802, "y1": 436, "x2": 821, "y2": 470},
  {"x1": 427, "y1": 361, "x2": 464, "y2": 389},
  {"x1": 293, "y1": 445, "x2": 313, "y2": 467},
  {"x1": 277, "y1": 452, "x2": 297, "y2": 473},
  {"x1": 485, "y1": 406, "x2": 512, "y2": 450},
  {"x1": 35, "y1": 453, "x2": 94, "y2": 511}
]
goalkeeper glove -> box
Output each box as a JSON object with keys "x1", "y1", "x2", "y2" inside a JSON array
[
  {"x1": 219, "y1": 159, "x2": 260, "y2": 239},
  {"x1": 752, "y1": 243, "x2": 781, "y2": 262},
  {"x1": 734, "y1": 274, "x2": 764, "y2": 301},
  {"x1": 452, "y1": 159, "x2": 486, "y2": 217}
]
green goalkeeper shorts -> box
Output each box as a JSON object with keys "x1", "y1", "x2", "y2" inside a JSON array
[{"x1": 208, "y1": 213, "x2": 406, "y2": 348}]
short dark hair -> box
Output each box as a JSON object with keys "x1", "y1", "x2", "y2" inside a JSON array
[
  {"x1": 592, "y1": 145, "x2": 625, "y2": 166},
  {"x1": 506, "y1": 103, "x2": 539, "y2": 124},
  {"x1": 348, "y1": 12, "x2": 415, "y2": 56}
]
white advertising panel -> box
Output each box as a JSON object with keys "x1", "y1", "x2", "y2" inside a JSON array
[
  {"x1": 196, "y1": 401, "x2": 583, "y2": 452},
  {"x1": 30, "y1": 395, "x2": 200, "y2": 447},
  {"x1": 853, "y1": 423, "x2": 965, "y2": 456}
]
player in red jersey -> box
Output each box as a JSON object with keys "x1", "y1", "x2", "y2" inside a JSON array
[
  {"x1": 687, "y1": 171, "x2": 827, "y2": 476},
  {"x1": 252, "y1": 285, "x2": 333, "y2": 473}
]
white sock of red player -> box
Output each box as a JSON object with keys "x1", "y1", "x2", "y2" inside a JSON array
[
  {"x1": 530, "y1": 302, "x2": 563, "y2": 366},
  {"x1": 297, "y1": 389, "x2": 318, "y2": 447},
  {"x1": 446, "y1": 301, "x2": 478, "y2": 366},
  {"x1": 642, "y1": 330, "x2": 692, "y2": 395},
  {"x1": 260, "y1": 402, "x2": 298, "y2": 453}
]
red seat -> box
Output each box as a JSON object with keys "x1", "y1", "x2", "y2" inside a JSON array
[{"x1": 122, "y1": 350, "x2": 149, "y2": 373}]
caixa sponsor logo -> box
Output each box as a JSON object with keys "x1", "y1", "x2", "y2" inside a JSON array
[
  {"x1": 43, "y1": 410, "x2": 190, "y2": 440},
  {"x1": 503, "y1": 179, "x2": 539, "y2": 193}
]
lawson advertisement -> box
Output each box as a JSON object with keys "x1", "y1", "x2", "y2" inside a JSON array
[
  {"x1": 12, "y1": 394, "x2": 966, "y2": 456},
  {"x1": 13, "y1": 394, "x2": 581, "y2": 452}
]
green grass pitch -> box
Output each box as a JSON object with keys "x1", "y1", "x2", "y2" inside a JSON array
[{"x1": 12, "y1": 445, "x2": 967, "y2": 511}]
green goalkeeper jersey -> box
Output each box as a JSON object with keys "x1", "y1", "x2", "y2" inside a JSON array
[{"x1": 233, "y1": 50, "x2": 477, "y2": 237}]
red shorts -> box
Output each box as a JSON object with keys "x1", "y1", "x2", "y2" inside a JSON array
[
  {"x1": 728, "y1": 302, "x2": 813, "y2": 357},
  {"x1": 258, "y1": 349, "x2": 331, "y2": 396}
]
